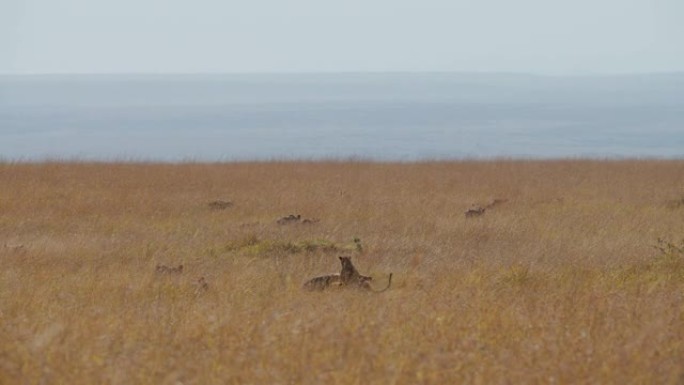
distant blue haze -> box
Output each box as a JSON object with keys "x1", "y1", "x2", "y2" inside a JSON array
[{"x1": 1, "y1": 73, "x2": 682, "y2": 161}]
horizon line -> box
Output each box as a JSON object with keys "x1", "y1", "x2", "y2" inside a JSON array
[{"x1": 2, "y1": 70, "x2": 684, "y2": 78}]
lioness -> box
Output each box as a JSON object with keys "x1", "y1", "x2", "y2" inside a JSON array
[{"x1": 303, "y1": 256, "x2": 392, "y2": 292}]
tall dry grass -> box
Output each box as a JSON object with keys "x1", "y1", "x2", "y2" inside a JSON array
[{"x1": 1, "y1": 160, "x2": 684, "y2": 384}]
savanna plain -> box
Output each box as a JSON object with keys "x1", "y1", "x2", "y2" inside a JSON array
[{"x1": 1, "y1": 160, "x2": 684, "y2": 385}]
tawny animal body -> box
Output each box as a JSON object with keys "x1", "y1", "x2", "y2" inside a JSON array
[
  {"x1": 303, "y1": 274, "x2": 342, "y2": 291},
  {"x1": 339, "y1": 256, "x2": 371, "y2": 285}
]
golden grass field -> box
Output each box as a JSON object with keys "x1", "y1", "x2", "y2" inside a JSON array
[{"x1": 1, "y1": 160, "x2": 684, "y2": 384}]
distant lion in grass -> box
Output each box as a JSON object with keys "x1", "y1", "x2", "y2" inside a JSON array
[
  {"x1": 465, "y1": 206, "x2": 485, "y2": 218},
  {"x1": 339, "y1": 256, "x2": 392, "y2": 292},
  {"x1": 303, "y1": 256, "x2": 392, "y2": 292}
]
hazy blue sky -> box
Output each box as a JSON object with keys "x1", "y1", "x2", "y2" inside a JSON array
[{"x1": 2, "y1": 0, "x2": 683, "y2": 74}]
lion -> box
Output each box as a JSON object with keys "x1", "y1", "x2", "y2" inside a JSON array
[{"x1": 303, "y1": 256, "x2": 392, "y2": 292}]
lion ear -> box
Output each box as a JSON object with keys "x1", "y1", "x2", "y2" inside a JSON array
[{"x1": 339, "y1": 256, "x2": 343, "y2": 261}]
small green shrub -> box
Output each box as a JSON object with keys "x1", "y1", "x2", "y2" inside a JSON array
[
  {"x1": 224, "y1": 236, "x2": 342, "y2": 257},
  {"x1": 353, "y1": 237, "x2": 363, "y2": 252}
]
